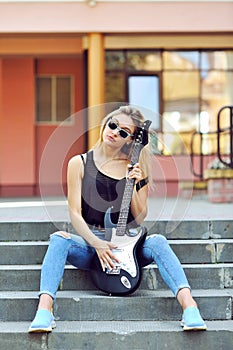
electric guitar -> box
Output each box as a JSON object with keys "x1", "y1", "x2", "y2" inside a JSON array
[{"x1": 91, "y1": 119, "x2": 152, "y2": 296}]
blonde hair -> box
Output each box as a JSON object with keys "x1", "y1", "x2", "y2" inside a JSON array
[{"x1": 94, "y1": 105, "x2": 152, "y2": 186}]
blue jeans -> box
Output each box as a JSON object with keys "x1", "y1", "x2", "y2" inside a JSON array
[{"x1": 39, "y1": 232, "x2": 190, "y2": 300}]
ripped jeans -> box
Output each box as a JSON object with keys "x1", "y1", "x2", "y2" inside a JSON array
[{"x1": 39, "y1": 231, "x2": 190, "y2": 300}]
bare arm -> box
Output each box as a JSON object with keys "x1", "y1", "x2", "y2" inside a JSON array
[
  {"x1": 67, "y1": 155, "x2": 99, "y2": 246},
  {"x1": 67, "y1": 155, "x2": 120, "y2": 270}
]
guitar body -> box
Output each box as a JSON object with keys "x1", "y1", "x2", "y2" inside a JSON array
[{"x1": 91, "y1": 220, "x2": 147, "y2": 296}]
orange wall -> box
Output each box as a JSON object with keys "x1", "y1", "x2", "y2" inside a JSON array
[
  {"x1": 35, "y1": 57, "x2": 85, "y2": 196},
  {"x1": 0, "y1": 56, "x2": 85, "y2": 197},
  {"x1": 0, "y1": 58, "x2": 35, "y2": 191},
  {"x1": 0, "y1": 60, "x2": 2, "y2": 183}
]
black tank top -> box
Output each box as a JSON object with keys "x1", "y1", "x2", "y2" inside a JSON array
[{"x1": 81, "y1": 150, "x2": 136, "y2": 228}]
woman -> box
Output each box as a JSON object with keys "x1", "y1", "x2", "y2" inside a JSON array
[{"x1": 29, "y1": 105, "x2": 207, "y2": 332}]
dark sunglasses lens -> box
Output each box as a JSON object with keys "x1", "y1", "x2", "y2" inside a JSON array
[
  {"x1": 108, "y1": 121, "x2": 117, "y2": 130},
  {"x1": 119, "y1": 130, "x2": 128, "y2": 138}
]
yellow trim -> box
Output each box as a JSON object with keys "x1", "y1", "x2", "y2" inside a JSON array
[
  {"x1": 0, "y1": 34, "x2": 232, "y2": 54},
  {"x1": 105, "y1": 34, "x2": 233, "y2": 49}
]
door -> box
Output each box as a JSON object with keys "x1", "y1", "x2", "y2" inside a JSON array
[{"x1": 127, "y1": 74, "x2": 161, "y2": 130}]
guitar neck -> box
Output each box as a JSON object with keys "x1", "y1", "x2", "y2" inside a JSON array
[{"x1": 116, "y1": 142, "x2": 142, "y2": 236}]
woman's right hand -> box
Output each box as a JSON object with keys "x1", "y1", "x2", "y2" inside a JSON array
[{"x1": 93, "y1": 239, "x2": 121, "y2": 271}]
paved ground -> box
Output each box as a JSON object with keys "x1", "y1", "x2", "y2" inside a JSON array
[{"x1": 0, "y1": 194, "x2": 232, "y2": 223}]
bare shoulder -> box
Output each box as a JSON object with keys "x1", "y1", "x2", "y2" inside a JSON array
[
  {"x1": 68, "y1": 154, "x2": 83, "y2": 166},
  {"x1": 68, "y1": 154, "x2": 84, "y2": 176}
]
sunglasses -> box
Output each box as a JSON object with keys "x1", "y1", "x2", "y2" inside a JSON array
[{"x1": 107, "y1": 119, "x2": 134, "y2": 139}]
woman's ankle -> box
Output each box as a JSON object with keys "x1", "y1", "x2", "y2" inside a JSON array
[
  {"x1": 177, "y1": 288, "x2": 197, "y2": 310},
  {"x1": 38, "y1": 293, "x2": 53, "y2": 311}
]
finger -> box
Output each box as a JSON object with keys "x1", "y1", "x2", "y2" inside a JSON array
[
  {"x1": 128, "y1": 171, "x2": 142, "y2": 181},
  {"x1": 107, "y1": 244, "x2": 121, "y2": 263},
  {"x1": 100, "y1": 259, "x2": 106, "y2": 272},
  {"x1": 96, "y1": 249, "x2": 109, "y2": 270},
  {"x1": 108, "y1": 251, "x2": 121, "y2": 264},
  {"x1": 96, "y1": 253, "x2": 106, "y2": 271},
  {"x1": 99, "y1": 255, "x2": 113, "y2": 271},
  {"x1": 104, "y1": 256, "x2": 115, "y2": 270}
]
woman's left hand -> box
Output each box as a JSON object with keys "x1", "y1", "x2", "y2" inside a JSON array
[{"x1": 127, "y1": 162, "x2": 143, "y2": 184}]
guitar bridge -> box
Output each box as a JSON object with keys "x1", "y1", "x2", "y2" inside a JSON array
[{"x1": 106, "y1": 266, "x2": 121, "y2": 275}]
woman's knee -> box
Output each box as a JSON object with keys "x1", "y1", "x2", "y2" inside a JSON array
[
  {"x1": 150, "y1": 234, "x2": 167, "y2": 243},
  {"x1": 148, "y1": 234, "x2": 169, "y2": 248},
  {"x1": 50, "y1": 231, "x2": 71, "y2": 240}
]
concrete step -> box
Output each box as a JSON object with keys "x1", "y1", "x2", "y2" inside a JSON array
[
  {"x1": 0, "y1": 320, "x2": 232, "y2": 350},
  {"x1": 0, "y1": 289, "x2": 232, "y2": 322},
  {"x1": 0, "y1": 264, "x2": 233, "y2": 292},
  {"x1": 1, "y1": 220, "x2": 233, "y2": 241},
  {"x1": 0, "y1": 222, "x2": 65, "y2": 242},
  {"x1": 1, "y1": 239, "x2": 233, "y2": 265}
]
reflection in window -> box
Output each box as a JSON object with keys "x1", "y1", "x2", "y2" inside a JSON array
[
  {"x1": 163, "y1": 51, "x2": 199, "y2": 70},
  {"x1": 105, "y1": 49, "x2": 233, "y2": 156},
  {"x1": 105, "y1": 72, "x2": 125, "y2": 102},
  {"x1": 201, "y1": 71, "x2": 233, "y2": 132},
  {"x1": 162, "y1": 70, "x2": 200, "y2": 155},
  {"x1": 163, "y1": 72, "x2": 199, "y2": 128},
  {"x1": 127, "y1": 51, "x2": 161, "y2": 71},
  {"x1": 201, "y1": 51, "x2": 233, "y2": 70},
  {"x1": 163, "y1": 71, "x2": 199, "y2": 103},
  {"x1": 106, "y1": 51, "x2": 125, "y2": 70}
]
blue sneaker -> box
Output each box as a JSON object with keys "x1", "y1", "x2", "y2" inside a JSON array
[
  {"x1": 181, "y1": 306, "x2": 207, "y2": 331},
  {"x1": 28, "y1": 309, "x2": 56, "y2": 333}
]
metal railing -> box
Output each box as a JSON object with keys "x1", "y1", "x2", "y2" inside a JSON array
[
  {"x1": 217, "y1": 105, "x2": 233, "y2": 169},
  {"x1": 190, "y1": 105, "x2": 233, "y2": 180}
]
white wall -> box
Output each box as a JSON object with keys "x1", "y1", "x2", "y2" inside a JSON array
[{"x1": 0, "y1": 2, "x2": 232, "y2": 33}]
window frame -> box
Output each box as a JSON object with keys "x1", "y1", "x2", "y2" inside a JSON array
[{"x1": 35, "y1": 74, "x2": 74, "y2": 125}]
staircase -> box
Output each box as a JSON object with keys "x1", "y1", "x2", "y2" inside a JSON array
[{"x1": 0, "y1": 219, "x2": 233, "y2": 350}]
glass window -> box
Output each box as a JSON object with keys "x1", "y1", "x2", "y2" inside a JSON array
[
  {"x1": 127, "y1": 51, "x2": 161, "y2": 71},
  {"x1": 201, "y1": 71, "x2": 233, "y2": 132},
  {"x1": 105, "y1": 49, "x2": 233, "y2": 156},
  {"x1": 106, "y1": 51, "x2": 125, "y2": 70},
  {"x1": 163, "y1": 71, "x2": 199, "y2": 154},
  {"x1": 128, "y1": 75, "x2": 160, "y2": 129},
  {"x1": 36, "y1": 75, "x2": 72, "y2": 123},
  {"x1": 163, "y1": 51, "x2": 199, "y2": 70},
  {"x1": 163, "y1": 71, "x2": 199, "y2": 115},
  {"x1": 56, "y1": 77, "x2": 72, "y2": 122},
  {"x1": 201, "y1": 51, "x2": 233, "y2": 70},
  {"x1": 36, "y1": 77, "x2": 52, "y2": 122},
  {"x1": 105, "y1": 72, "x2": 125, "y2": 103}
]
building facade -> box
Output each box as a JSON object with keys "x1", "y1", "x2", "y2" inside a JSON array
[{"x1": 0, "y1": 0, "x2": 232, "y2": 197}]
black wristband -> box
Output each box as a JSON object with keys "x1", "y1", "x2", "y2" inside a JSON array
[{"x1": 136, "y1": 177, "x2": 149, "y2": 192}]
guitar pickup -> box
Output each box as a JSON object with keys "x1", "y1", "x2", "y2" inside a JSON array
[{"x1": 106, "y1": 266, "x2": 121, "y2": 275}]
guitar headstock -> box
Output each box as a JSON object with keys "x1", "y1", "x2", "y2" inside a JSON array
[{"x1": 134, "y1": 120, "x2": 152, "y2": 147}]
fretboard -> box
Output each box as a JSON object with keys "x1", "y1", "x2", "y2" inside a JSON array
[{"x1": 116, "y1": 142, "x2": 143, "y2": 236}]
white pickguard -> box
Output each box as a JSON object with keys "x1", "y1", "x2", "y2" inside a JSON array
[{"x1": 104, "y1": 227, "x2": 142, "y2": 277}]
